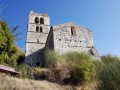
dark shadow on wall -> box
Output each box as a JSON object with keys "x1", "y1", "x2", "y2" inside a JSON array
[
  {"x1": 25, "y1": 48, "x2": 45, "y2": 67},
  {"x1": 25, "y1": 27, "x2": 54, "y2": 67},
  {"x1": 45, "y1": 26, "x2": 54, "y2": 52}
]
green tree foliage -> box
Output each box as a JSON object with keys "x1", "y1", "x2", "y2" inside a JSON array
[
  {"x1": 0, "y1": 20, "x2": 24, "y2": 67},
  {"x1": 0, "y1": 21, "x2": 14, "y2": 52}
]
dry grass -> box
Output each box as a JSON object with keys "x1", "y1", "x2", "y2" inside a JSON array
[
  {"x1": 0, "y1": 76, "x2": 74, "y2": 90},
  {"x1": 0, "y1": 76, "x2": 98, "y2": 90}
]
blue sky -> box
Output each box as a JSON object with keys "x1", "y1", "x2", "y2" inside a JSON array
[{"x1": 0, "y1": 0, "x2": 120, "y2": 56}]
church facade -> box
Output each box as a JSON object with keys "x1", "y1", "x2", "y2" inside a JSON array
[{"x1": 25, "y1": 11, "x2": 99, "y2": 67}]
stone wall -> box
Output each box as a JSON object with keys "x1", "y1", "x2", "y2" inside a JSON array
[
  {"x1": 52, "y1": 22, "x2": 99, "y2": 58},
  {"x1": 25, "y1": 11, "x2": 50, "y2": 66},
  {"x1": 28, "y1": 23, "x2": 50, "y2": 33}
]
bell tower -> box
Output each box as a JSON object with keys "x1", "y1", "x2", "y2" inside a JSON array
[{"x1": 25, "y1": 11, "x2": 50, "y2": 66}]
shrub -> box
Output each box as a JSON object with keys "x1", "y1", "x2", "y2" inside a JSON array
[
  {"x1": 33, "y1": 67, "x2": 46, "y2": 80},
  {"x1": 45, "y1": 51, "x2": 59, "y2": 68},
  {"x1": 95, "y1": 55, "x2": 120, "y2": 90},
  {"x1": 45, "y1": 51, "x2": 95, "y2": 85},
  {"x1": 16, "y1": 64, "x2": 34, "y2": 79},
  {"x1": 45, "y1": 51, "x2": 70, "y2": 84},
  {"x1": 9, "y1": 46, "x2": 24, "y2": 67},
  {"x1": 64, "y1": 52, "x2": 96, "y2": 84},
  {"x1": 101, "y1": 54, "x2": 120, "y2": 64}
]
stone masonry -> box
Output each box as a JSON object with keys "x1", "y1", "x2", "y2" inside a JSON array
[{"x1": 25, "y1": 11, "x2": 100, "y2": 67}]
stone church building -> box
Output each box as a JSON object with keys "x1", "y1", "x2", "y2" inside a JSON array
[{"x1": 25, "y1": 11, "x2": 99, "y2": 67}]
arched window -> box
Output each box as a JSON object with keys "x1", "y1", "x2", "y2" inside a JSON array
[
  {"x1": 71, "y1": 26, "x2": 76, "y2": 36},
  {"x1": 35, "y1": 17, "x2": 39, "y2": 23},
  {"x1": 40, "y1": 17, "x2": 44, "y2": 24},
  {"x1": 36, "y1": 26, "x2": 39, "y2": 32},
  {"x1": 40, "y1": 27, "x2": 43, "y2": 32}
]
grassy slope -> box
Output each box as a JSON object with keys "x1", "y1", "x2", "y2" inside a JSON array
[
  {"x1": 0, "y1": 76, "x2": 97, "y2": 90},
  {"x1": 0, "y1": 76, "x2": 74, "y2": 90}
]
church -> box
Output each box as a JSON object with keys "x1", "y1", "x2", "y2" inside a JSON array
[{"x1": 25, "y1": 11, "x2": 99, "y2": 67}]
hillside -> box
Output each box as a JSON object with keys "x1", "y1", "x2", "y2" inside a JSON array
[{"x1": 0, "y1": 76, "x2": 97, "y2": 90}]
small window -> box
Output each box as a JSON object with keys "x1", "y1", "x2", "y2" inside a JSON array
[
  {"x1": 90, "y1": 49, "x2": 94, "y2": 56},
  {"x1": 40, "y1": 27, "x2": 43, "y2": 32},
  {"x1": 71, "y1": 26, "x2": 76, "y2": 36},
  {"x1": 40, "y1": 17, "x2": 44, "y2": 24},
  {"x1": 37, "y1": 39, "x2": 39, "y2": 43},
  {"x1": 36, "y1": 26, "x2": 39, "y2": 32},
  {"x1": 59, "y1": 39, "x2": 61, "y2": 41},
  {"x1": 36, "y1": 62, "x2": 40, "y2": 66},
  {"x1": 35, "y1": 17, "x2": 39, "y2": 23}
]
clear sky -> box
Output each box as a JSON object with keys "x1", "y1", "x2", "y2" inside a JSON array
[{"x1": 0, "y1": 0, "x2": 120, "y2": 56}]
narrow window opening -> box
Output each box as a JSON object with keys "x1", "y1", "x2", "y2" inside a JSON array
[
  {"x1": 36, "y1": 26, "x2": 39, "y2": 32},
  {"x1": 90, "y1": 49, "x2": 94, "y2": 56},
  {"x1": 35, "y1": 17, "x2": 39, "y2": 24},
  {"x1": 40, "y1": 27, "x2": 43, "y2": 32},
  {"x1": 40, "y1": 17, "x2": 44, "y2": 24},
  {"x1": 37, "y1": 39, "x2": 39, "y2": 43},
  {"x1": 71, "y1": 26, "x2": 76, "y2": 36}
]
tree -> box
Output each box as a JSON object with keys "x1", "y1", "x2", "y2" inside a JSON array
[
  {"x1": 0, "y1": 20, "x2": 24, "y2": 67},
  {"x1": 10, "y1": 25, "x2": 23, "y2": 41},
  {"x1": 0, "y1": 4, "x2": 8, "y2": 20}
]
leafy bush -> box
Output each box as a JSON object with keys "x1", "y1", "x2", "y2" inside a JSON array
[
  {"x1": 101, "y1": 54, "x2": 120, "y2": 64},
  {"x1": 95, "y1": 55, "x2": 120, "y2": 90},
  {"x1": 64, "y1": 52, "x2": 96, "y2": 84},
  {"x1": 45, "y1": 51, "x2": 95, "y2": 85},
  {"x1": 16, "y1": 64, "x2": 34, "y2": 79},
  {"x1": 45, "y1": 51, "x2": 59, "y2": 68},
  {"x1": 33, "y1": 67, "x2": 46, "y2": 80},
  {"x1": 45, "y1": 51, "x2": 70, "y2": 84}
]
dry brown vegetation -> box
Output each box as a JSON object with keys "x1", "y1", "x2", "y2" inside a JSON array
[
  {"x1": 0, "y1": 76, "x2": 97, "y2": 90},
  {"x1": 0, "y1": 76, "x2": 73, "y2": 90}
]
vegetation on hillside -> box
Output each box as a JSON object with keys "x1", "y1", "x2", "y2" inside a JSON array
[
  {"x1": 14, "y1": 51, "x2": 120, "y2": 90},
  {"x1": 45, "y1": 51, "x2": 120, "y2": 89},
  {"x1": 0, "y1": 76, "x2": 75, "y2": 90},
  {"x1": 45, "y1": 51, "x2": 95, "y2": 85},
  {"x1": 0, "y1": 20, "x2": 24, "y2": 67},
  {"x1": 94, "y1": 55, "x2": 120, "y2": 90}
]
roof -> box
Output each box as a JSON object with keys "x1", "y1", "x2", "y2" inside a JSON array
[
  {"x1": 52, "y1": 22, "x2": 92, "y2": 32},
  {"x1": 0, "y1": 65, "x2": 19, "y2": 75},
  {"x1": 29, "y1": 11, "x2": 49, "y2": 17}
]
